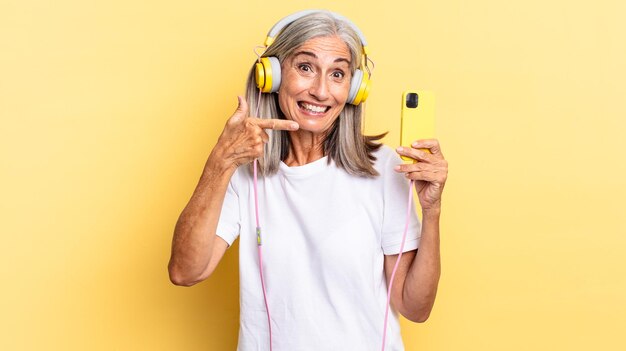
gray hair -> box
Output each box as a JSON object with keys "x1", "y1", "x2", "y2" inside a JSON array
[{"x1": 245, "y1": 11, "x2": 385, "y2": 177}]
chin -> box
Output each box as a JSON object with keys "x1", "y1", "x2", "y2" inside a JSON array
[
  {"x1": 295, "y1": 123, "x2": 331, "y2": 135},
  {"x1": 295, "y1": 112, "x2": 342, "y2": 133}
]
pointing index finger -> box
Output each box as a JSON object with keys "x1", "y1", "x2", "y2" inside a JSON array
[{"x1": 252, "y1": 118, "x2": 299, "y2": 131}]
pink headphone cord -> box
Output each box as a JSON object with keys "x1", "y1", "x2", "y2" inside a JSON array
[
  {"x1": 381, "y1": 179, "x2": 414, "y2": 351},
  {"x1": 253, "y1": 85, "x2": 273, "y2": 351},
  {"x1": 254, "y1": 159, "x2": 273, "y2": 351}
]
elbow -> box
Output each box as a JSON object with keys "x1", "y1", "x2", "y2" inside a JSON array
[
  {"x1": 168, "y1": 263, "x2": 204, "y2": 287},
  {"x1": 169, "y1": 273, "x2": 197, "y2": 287},
  {"x1": 402, "y1": 288, "x2": 439, "y2": 323},
  {"x1": 411, "y1": 312, "x2": 431, "y2": 323},
  {"x1": 402, "y1": 302, "x2": 434, "y2": 323},
  {"x1": 404, "y1": 310, "x2": 431, "y2": 323}
]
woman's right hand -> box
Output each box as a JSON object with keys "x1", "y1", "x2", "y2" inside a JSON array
[{"x1": 210, "y1": 96, "x2": 299, "y2": 170}]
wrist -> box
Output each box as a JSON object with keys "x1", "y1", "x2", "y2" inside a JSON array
[
  {"x1": 422, "y1": 206, "x2": 441, "y2": 219},
  {"x1": 207, "y1": 143, "x2": 234, "y2": 169},
  {"x1": 204, "y1": 149, "x2": 236, "y2": 179}
]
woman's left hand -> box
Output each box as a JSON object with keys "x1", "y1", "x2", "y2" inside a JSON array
[{"x1": 394, "y1": 139, "x2": 448, "y2": 212}]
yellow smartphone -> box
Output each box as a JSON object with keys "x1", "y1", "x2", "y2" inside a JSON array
[{"x1": 400, "y1": 90, "x2": 435, "y2": 162}]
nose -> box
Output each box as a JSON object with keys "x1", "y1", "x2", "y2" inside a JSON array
[{"x1": 308, "y1": 74, "x2": 330, "y2": 101}]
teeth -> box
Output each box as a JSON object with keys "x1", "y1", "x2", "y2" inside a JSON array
[{"x1": 301, "y1": 102, "x2": 327, "y2": 113}]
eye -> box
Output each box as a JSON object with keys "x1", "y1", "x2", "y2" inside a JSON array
[
  {"x1": 332, "y1": 70, "x2": 345, "y2": 80},
  {"x1": 297, "y1": 63, "x2": 312, "y2": 72}
]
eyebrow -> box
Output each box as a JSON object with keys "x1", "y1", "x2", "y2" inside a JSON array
[{"x1": 292, "y1": 51, "x2": 351, "y2": 65}]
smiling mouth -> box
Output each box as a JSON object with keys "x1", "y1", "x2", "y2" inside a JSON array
[{"x1": 298, "y1": 102, "x2": 330, "y2": 115}]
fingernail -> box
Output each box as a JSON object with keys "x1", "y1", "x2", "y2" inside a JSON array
[
  {"x1": 290, "y1": 123, "x2": 299, "y2": 130},
  {"x1": 396, "y1": 147, "x2": 403, "y2": 152},
  {"x1": 412, "y1": 141, "x2": 418, "y2": 147},
  {"x1": 394, "y1": 165, "x2": 401, "y2": 171}
]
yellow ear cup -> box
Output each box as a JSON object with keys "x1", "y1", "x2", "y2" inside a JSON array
[
  {"x1": 361, "y1": 79, "x2": 371, "y2": 102},
  {"x1": 254, "y1": 57, "x2": 274, "y2": 93},
  {"x1": 255, "y1": 61, "x2": 266, "y2": 90},
  {"x1": 347, "y1": 72, "x2": 370, "y2": 106},
  {"x1": 255, "y1": 57, "x2": 282, "y2": 93},
  {"x1": 352, "y1": 75, "x2": 371, "y2": 105}
]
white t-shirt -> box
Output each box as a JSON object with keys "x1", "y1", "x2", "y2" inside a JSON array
[{"x1": 216, "y1": 145, "x2": 421, "y2": 351}]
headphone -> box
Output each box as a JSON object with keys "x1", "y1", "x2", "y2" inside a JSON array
[{"x1": 254, "y1": 10, "x2": 372, "y2": 106}]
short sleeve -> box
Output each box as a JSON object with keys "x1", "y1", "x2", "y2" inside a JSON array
[
  {"x1": 379, "y1": 148, "x2": 422, "y2": 255},
  {"x1": 215, "y1": 168, "x2": 242, "y2": 247}
]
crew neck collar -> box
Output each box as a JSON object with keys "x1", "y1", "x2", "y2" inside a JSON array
[{"x1": 279, "y1": 156, "x2": 330, "y2": 177}]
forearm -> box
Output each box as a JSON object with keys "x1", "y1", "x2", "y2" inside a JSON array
[
  {"x1": 168, "y1": 153, "x2": 234, "y2": 284},
  {"x1": 402, "y1": 208, "x2": 441, "y2": 322}
]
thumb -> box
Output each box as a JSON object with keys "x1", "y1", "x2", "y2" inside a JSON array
[{"x1": 229, "y1": 96, "x2": 249, "y2": 123}]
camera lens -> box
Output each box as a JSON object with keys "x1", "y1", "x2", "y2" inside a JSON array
[{"x1": 406, "y1": 93, "x2": 418, "y2": 108}]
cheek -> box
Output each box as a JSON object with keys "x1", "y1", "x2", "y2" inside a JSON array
[
  {"x1": 277, "y1": 78, "x2": 294, "y2": 113},
  {"x1": 277, "y1": 93, "x2": 289, "y2": 117},
  {"x1": 279, "y1": 93, "x2": 287, "y2": 105},
  {"x1": 279, "y1": 69, "x2": 306, "y2": 93},
  {"x1": 333, "y1": 76, "x2": 352, "y2": 100},
  {"x1": 333, "y1": 84, "x2": 351, "y2": 104}
]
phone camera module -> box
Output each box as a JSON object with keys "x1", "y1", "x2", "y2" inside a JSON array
[{"x1": 406, "y1": 93, "x2": 418, "y2": 108}]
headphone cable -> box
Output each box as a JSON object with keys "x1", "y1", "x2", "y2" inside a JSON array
[
  {"x1": 254, "y1": 159, "x2": 272, "y2": 351},
  {"x1": 381, "y1": 179, "x2": 414, "y2": 350},
  {"x1": 253, "y1": 59, "x2": 273, "y2": 349}
]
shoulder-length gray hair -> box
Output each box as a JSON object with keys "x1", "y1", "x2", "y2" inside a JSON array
[{"x1": 245, "y1": 10, "x2": 385, "y2": 177}]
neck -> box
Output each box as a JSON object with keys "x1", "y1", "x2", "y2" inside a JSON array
[{"x1": 283, "y1": 130, "x2": 327, "y2": 166}]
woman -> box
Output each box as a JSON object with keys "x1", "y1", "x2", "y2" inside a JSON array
[{"x1": 169, "y1": 10, "x2": 448, "y2": 350}]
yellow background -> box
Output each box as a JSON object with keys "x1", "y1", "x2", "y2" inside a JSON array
[{"x1": 1, "y1": 0, "x2": 625, "y2": 350}]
